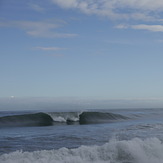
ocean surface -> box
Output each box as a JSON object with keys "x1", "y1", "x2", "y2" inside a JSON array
[{"x1": 1, "y1": 108, "x2": 163, "y2": 163}]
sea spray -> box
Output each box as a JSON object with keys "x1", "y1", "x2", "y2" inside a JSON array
[
  {"x1": 1, "y1": 137, "x2": 163, "y2": 163},
  {"x1": 47, "y1": 112, "x2": 81, "y2": 123}
]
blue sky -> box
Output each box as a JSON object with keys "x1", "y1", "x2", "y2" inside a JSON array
[{"x1": 1, "y1": 0, "x2": 163, "y2": 109}]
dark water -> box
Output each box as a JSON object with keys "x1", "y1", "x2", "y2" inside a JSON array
[{"x1": 1, "y1": 108, "x2": 163, "y2": 163}]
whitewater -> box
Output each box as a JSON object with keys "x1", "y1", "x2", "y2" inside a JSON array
[{"x1": 1, "y1": 108, "x2": 163, "y2": 163}]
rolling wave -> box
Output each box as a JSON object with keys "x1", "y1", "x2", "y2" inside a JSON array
[
  {"x1": 0, "y1": 113, "x2": 53, "y2": 127},
  {"x1": 0, "y1": 111, "x2": 128, "y2": 127},
  {"x1": 79, "y1": 112, "x2": 128, "y2": 124}
]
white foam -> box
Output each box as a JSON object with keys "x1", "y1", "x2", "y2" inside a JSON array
[
  {"x1": 47, "y1": 112, "x2": 81, "y2": 122},
  {"x1": 1, "y1": 137, "x2": 163, "y2": 163},
  {"x1": 53, "y1": 116, "x2": 67, "y2": 122}
]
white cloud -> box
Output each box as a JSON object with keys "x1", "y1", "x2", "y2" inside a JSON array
[
  {"x1": 33, "y1": 46, "x2": 65, "y2": 57},
  {"x1": 157, "y1": 39, "x2": 163, "y2": 43},
  {"x1": 35, "y1": 46, "x2": 64, "y2": 51},
  {"x1": 51, "y1": 0, "x2": 163, "y2": 21},
  {"x1": 53, "y1": 0, "x2": 78, "y2": 8},
  {"x1": 115, "y1": 24, "x2": 129, "y2": 29},
  {"x1": 46, "y1": 54, "x2": 64, "y2": 57},
  {"x1": 29, "y1": 4, "x2": 45, "y2": 12},
  {"x1": 131, "y1": 24, "x2": 163, "y2": 32},
  {"x1": 0, "y1": 19, "x2": 78, "y2": 38},
  {"x1": 116, "y1": 24, "x2": 163, "y2": 32}
]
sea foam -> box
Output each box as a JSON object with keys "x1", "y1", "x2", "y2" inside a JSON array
[{"x1": 1, "y1": 137, "x2": 163, "y2": 163}]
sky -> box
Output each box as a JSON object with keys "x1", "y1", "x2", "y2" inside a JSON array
[{"x1": 1, "y1": 0, "x2": 163, "y2": 109}]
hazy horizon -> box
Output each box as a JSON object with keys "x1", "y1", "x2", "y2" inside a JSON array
[{"x1": 0, "y1": 96, "x2": 163, "y2": 111}]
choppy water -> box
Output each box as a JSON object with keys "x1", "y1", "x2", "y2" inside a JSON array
[{"x1": 1, "y1": 108, "x2": 163, "y2": 163}]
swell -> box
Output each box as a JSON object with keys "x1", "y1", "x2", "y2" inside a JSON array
[
  {"x1": 0, "y1": 111, "x2": 128, "y2": 127},
  {"x1": 0, "y1": 113, "x2": 53, "y2": 127},
  {"x1": 79, "y1": 112, "x2": 128, "y2": 124}
]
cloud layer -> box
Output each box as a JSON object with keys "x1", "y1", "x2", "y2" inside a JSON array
[
  {"x1": 29, "y1": 3, "x2": 45, "y2": 13},
  {"x1": 35, "y1": 46, "x2": 65, "y2": 51},
  {"x1": 51, "y1": 0, "x2": 163, "y2": 21},
  {"x1": 116, "y1": 24, "x2": 163, "y2": 32},
  {"x1": 51, "y1": 0, "x2": 163, "y2": 33},
  {"x1": 0, "y1": 19, "x2": 77, "y2": 38}
]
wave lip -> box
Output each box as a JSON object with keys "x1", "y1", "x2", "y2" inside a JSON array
[{"x1": 0, "y1": 113, "x2": 53, "y2": 127}]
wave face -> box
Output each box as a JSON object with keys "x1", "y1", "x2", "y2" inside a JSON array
[
  {"x1": 0, "y1": 113, "x2": 53, "y2": 127},
  {"x1": 79, "y1": 112, "x2": 128, "y2": 124},
  {"x1": 1, "y1": 137, "x2": 163, "y2": 163}
]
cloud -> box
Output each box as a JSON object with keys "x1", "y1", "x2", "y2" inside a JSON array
[
  {"x1": 131, "y1": 24, "x2": 163, "y2": 32},
  {"x1": 51, "y1": 0, "x2": 163, "y2": 21},
  {"x1": 33, "y1": 46, "x2": 65, "y2": 57},
  {"x1": 35, "y1": 46, "x2": 65, "y2": 51},
  {"x1": 53, "y1": 0, "x2": 78, "y2": 8},
  {"x1": 157, "y1": 39, "x2": 163, "y2": 43},
  {"x1": 115, "y1": 24, "x2": 129, "y2": 29},
  {"x1": 46, "y1": 54, "x2": 64, "y2": 57},
  {"x1": 0, "y1": 19, "x2": 78, "y2": 38},
  {"x1": 29, "y1": 4, "x2": 45, "y2": 12},
  {"x1": 116, "y1": 24, "x2": 163, "y2": 32}
]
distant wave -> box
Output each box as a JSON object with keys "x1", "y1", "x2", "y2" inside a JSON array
[
  {"x1": 79, "y1": 112, "x2": 128, "y2": 124},
  {"x1": 48, "y1": 111, "x2": 128, "y2": 124},
  {"x1": 1, "y1": 137, "x2": 163, "y2": 163},
  {"x1": 0, "y1": 113, "x2": 53, "y2": 127},
  {"x1": 0, "y1": 111, "x2": 128, "y2": 127}
]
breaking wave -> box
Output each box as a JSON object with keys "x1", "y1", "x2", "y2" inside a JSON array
[
  {"x1": 1, "y1": 137, "x2": 163, "y2": 163},
  {"x1": 48, "y1": 112, "x2": 81, "y2": 123},
  {"x1": 48, "y1": 111, "x2": 128, "y2": 124},
  {"x1": 0, "y1": 111, "x2": 128, "y2": 127}
]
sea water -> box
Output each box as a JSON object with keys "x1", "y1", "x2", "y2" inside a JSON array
[{"x1": 1, "y1": 108, "x2": 163, "y2": 163}]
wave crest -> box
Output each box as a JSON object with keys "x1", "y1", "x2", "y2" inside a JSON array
[
  {"x1": 48, "y1": 112, "x2": 81, "y2": 123},
  {"x1": 48, "y1": 111, "x2": 128, "y2": 124}
]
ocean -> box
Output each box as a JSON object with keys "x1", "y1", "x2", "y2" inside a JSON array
[{"x1": 1, "y1": 108, "x2": 163, "y2": 163}]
